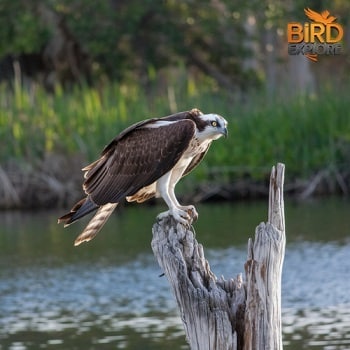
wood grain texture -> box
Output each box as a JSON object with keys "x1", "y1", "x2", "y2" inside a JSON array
[
  {"x1": 152, "y1": 163, "x2": 286, "y2": 350},
  {"x1": 152, "y1": 216, "x2": 246, "y2": 350},
  {"x1": 244, "y1": 163, "x2": 285, "y2": 350}
]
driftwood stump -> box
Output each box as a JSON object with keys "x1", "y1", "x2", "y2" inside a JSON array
[{"x1": 151, "y1": 163, "x2": 286, "y2": 350}]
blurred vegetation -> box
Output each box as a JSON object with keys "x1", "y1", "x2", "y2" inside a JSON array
[
  {"x1": 0, "y1": 0, "x2": 349, "y2": 89},
  {"x1": 1, "y1": 77, "x2": 349, "y2": 183}
]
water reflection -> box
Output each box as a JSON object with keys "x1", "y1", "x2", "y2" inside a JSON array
[{"x1": 0, "y1": 198, "x2": 350, "y2": 349}]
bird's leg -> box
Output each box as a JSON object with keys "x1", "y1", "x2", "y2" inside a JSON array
[
  {"x1": 167, "y1": 173, "x2": 198, "y2": 222},
  {"x1": 166, "y1": 178, "x2": 198, "y2": 221},
  {"x1": 156, "y1": 173, "x2": 192, "y2": 225}
]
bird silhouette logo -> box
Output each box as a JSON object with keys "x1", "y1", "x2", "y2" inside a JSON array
[{"x1": 304, "y1": 8, "x2": 337, "y2": 25}]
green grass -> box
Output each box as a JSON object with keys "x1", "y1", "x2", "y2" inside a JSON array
[{"x1": 1, "y1": 79, "x2": 350, "y2": 185}]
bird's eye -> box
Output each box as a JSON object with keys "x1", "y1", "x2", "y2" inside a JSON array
[{"x1": 211, "y1": 121, "x2": 217, "y2": 127}]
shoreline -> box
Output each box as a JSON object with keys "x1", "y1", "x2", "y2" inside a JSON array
[{"x1": 1, "y1": 156, "x2": 349, "y2": 210}]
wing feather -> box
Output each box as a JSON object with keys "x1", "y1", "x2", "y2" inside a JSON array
[{"x1": 83, "y1": 119, "x2": 196, "y2": 205}]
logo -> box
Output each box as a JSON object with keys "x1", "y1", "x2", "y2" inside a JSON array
[{"x1": 287, "y1": 8, "x2": 344, "y2": 61}]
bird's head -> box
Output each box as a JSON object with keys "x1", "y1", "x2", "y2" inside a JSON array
[{"x1": 197, "y1": 113, "x2": 228, "y2": 141}]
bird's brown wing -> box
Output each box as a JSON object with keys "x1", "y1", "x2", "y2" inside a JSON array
[{"x1": 82, "y1": 119, "x2": 196, "y2": 205}]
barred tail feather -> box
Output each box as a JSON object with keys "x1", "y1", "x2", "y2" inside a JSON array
[{"x1": 74, "y1": 203, "x2": 118, "y2": 246}]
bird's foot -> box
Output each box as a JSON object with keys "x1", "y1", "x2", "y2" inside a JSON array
[
  {"x1": 157, "y1": 207, "x2": 194, "y2": 226},
  {"x1": 178, "y1": 205, "x2": 199, "y2": 222},
  {"x1": 157, "y1": 205, "x2": 198, "y2": 225}
]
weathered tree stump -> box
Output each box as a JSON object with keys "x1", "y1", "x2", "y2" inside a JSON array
[{"x1": 151, "y1": 163, "x2": 285, "y2": 350}]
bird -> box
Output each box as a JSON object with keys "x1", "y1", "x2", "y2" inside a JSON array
[
  {"x1": 58, "y1": 108, "x2": 228, "y2": 246},
  {"x1": 304, "y1": 8, "x2": 337, "y2": 25}
]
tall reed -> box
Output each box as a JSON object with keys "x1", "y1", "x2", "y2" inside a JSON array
[{"x1": 1, "y1": 80, "x2": 349, "y2": 183}]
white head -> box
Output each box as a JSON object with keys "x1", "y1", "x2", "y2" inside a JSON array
[{"x1": 197, "y1": 113, "x2": 228, "y2": 141}]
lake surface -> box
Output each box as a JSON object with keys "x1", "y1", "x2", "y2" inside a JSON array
[{"x1": 1, "y1": 197, "x2": 350, "y2": 349}]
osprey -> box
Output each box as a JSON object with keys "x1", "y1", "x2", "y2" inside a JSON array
[{"x1": 58, "y1": 108, "x2": 228, "y2": 246}]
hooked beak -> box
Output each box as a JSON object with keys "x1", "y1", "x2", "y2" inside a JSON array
[{"x1": 221, "y1": 126, "x2": 228, "y2": 138}]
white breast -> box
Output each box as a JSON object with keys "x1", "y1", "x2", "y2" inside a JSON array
[{"x1": 185, "y1": 138, "x2": 211, "y2": 157}]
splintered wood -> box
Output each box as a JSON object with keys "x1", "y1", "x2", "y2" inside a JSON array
[{"x1": 152, "y1": 163, "x2": 286, "y2": 350}]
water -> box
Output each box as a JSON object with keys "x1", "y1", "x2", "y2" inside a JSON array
[{"x1": 1, "y1": 198, "x2": 350, "y2": 349}]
